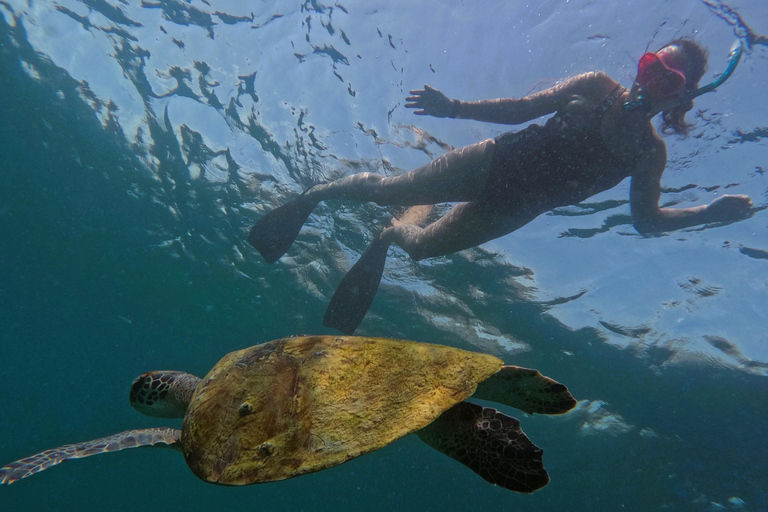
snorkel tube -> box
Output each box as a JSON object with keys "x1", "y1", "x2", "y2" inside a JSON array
[
  {"x1": 625, "y1": 39, "x2": 745, "y2": 112},
  {"x1": 684, "y1": 39, "x2": 744, "y2": 100}
]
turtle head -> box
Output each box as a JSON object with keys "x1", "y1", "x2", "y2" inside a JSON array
[{"x1": 129, "y1": 371, "x2": 201, "y2": 419}]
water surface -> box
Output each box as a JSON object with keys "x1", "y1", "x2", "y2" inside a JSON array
[{"x1": 1, "y1": 1, "x2": 766, "y2": 510}]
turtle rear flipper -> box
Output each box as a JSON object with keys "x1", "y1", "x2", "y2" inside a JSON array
[
  {"x1": 0, "y1": 427, "x2": 181, "y2": 485},
  {"x1": 323, "y1": 237, "x2": 391, "y2": 334},
  {"x1": 473, "y1": 365, "x2": 578, "y2": 415},
  {"x1": 416, "y1": 401, "x2": 549, "y2": 493},
  {"x1": 248, "y1": 197, "x2": 318, "y2": 263}
]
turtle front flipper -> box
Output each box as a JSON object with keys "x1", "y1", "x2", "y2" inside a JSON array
[
  {"x1": 0, "y1": 427, "x2": 181, "y2": 485},
  {"x1": 473, "y1": 365, "x2": 578, "y2": 415},
  {"x1": 416, "y1": 401, "x2": 549, "y2": 493}
]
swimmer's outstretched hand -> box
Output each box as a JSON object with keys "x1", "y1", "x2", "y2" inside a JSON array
[
  {"x1": 707, "y1": 194, "x2": 753, "y2": 221},
  {"x1": 406, "y1": 85, "x2": 460, "y2": 118}
]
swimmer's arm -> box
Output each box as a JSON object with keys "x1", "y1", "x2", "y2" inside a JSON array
[
  {"x1": 630, "y1": 145, "x2": 753, "y2": 233},
  {"x1": 456, "y1": 72, "x2": 611, "y2": 125}
]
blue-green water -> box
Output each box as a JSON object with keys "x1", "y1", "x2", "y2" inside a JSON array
[{"x1": 1, "y1": 1, "x2": 766, "y2": 510}]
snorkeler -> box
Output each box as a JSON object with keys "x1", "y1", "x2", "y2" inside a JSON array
[{"x1": 249, "y1": 38, "x2": 753, "y2": 334}]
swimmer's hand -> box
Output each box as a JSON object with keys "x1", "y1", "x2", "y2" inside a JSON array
[
  {"x1": 706, "y1": 194, "x2": 753, "y2": 221},
  {"x1": 406, "y1": 85, "x2": 460, "y2": 118}
]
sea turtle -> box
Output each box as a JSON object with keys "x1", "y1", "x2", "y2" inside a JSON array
[{"x1": 0, "y1": 335, "x2": 576, "y2": 493}]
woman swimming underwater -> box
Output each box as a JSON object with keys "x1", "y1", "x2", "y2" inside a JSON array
[{"x1": 248, "y1": 38, "x2": 752, "y2": 334}]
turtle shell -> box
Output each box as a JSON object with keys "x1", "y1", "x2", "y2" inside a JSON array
[{"x1": 181, "y1": 335, "x2": 502, "y2": 485}]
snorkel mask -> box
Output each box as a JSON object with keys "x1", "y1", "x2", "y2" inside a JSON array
[{"x1": 625, "y1": 39, "x2": 744, "y2": 111}]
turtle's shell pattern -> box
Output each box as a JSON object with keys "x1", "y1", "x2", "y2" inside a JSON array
[{"x1": 181, "y1": 335, "x2": 502, "y2": 485}]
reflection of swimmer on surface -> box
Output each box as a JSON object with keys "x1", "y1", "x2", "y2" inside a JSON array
[{"x1": 249, "y1": 38, "x2": 753, "y2": 334}]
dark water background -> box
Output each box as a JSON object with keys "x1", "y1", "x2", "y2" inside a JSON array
[{"x1": 1, "y1": 1, "x2": 767, "y2": 510}]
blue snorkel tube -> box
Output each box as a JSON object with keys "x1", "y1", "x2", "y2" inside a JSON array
[
  {"x1": 684, "y1": 39, "x2": 744, "y2": 100},
  {"x1": 625, "y1": 39, "x2": 745, "y2": 111}
]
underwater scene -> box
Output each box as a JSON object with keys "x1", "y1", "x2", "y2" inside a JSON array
[{"x1": 0, "y1": 0, "x2": 766, "y2": 510}]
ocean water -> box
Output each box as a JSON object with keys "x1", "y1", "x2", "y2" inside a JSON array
[{"x1": 0, "y1": 0, "x2": 766, "y2": 510}]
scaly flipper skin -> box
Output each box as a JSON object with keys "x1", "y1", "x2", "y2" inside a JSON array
[
  {"x1": 417, "y1": 401, "x2": 549, "y2": 493},
  {"x1": 247, "y1": 197, "x2": 318, "y2": 263},
  {"x1": 0, "y1": 427, "x2": 181, "y2": 485},
  {"x1": 473, "y1": 365, "x2": 578, "y2": 415}
]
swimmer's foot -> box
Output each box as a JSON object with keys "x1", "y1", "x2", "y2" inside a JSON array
[
  {"x1": 247, "y1": 195, "x2": 318, "y2": 264},
  {"x1": 323, "y1": 237, "x2": 391, "y2": 334}
]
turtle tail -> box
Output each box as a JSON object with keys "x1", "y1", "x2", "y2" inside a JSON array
[{"x1": 0, "y1": 427, "x2": 181, "y2": 485}]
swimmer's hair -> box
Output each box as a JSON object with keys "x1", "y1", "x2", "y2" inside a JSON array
[{"x1": 660, "y1": 38, "x2": 709, "y2": 137}]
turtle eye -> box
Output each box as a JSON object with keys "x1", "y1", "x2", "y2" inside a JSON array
[
  {"x1": 129, "y1": 374, "x2": 151, "y2": 403},
  {"x1": 130, "y1": 378, "x2": 143, "y2": 397},
  {"x1": 239, "y1": 402, "x2": 253, "y2": 416}
]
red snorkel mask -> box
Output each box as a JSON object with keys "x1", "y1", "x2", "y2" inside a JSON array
[
  {"x1": 635, "y1": 48, "x2": 687, "y2": 99},
  {"x1": 625, "y1": 40, "x2": 744, "y2": 112}
]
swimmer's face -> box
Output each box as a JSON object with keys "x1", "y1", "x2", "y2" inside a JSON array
[{"x1": 632, "y1": 45, "x2": 688, "y2": 104}]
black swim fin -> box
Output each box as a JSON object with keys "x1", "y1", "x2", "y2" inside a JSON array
[
  {"x1": 247, "y1": 198, "x2": 317, "y2": 263},
  {"x1": 323, "y1": 237, "x2": 391, "y2": 334}
]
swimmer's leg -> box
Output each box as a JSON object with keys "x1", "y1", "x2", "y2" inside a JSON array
[
  {"x1": 322, "y1": 201, "x2": 535, "y2": 334},
  {"x1": 381, "y1": 201, "x2": 535, "y2": 260},
  {"x1": 306, "y1": 139, "x2": 494, "y2": 206},
  {"x1": 248, "y1": 140, "x2": 494, "y2": 263}
]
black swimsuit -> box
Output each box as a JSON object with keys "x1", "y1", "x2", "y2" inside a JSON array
[{"x1": 481, "y1": 85, "x2": 633, "y2": 215}]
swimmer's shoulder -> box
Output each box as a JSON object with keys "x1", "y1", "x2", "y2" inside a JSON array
[
  {"x1": 574, "y1": 71, "x2": 622, "y2": 98},
  {"x1": 530, "y1": 71, "x2": 623, "y2": 116}
]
